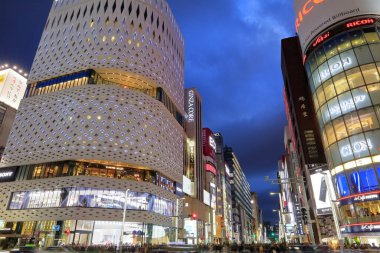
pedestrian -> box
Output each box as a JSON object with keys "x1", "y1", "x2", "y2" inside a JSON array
[{"x1": 259, "y1": 244, "x2": 264, "y2": 253}]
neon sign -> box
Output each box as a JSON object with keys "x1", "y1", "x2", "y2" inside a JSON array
[
  {"x1": 347, "y1": 18, "x2": 375, "y2": 29},
  {"x1": 187, "y1": 90, "x2": 195, "y2": 122},
  {"x1": 0, "y1": 172, "x2": 13, "y2": 178},
  {"x1": 205, "y1": 163, "x2": 217, "y2": 175},
  {"x1": 209, "y1": 136, "x2": 216, "y2": 152},
  {"x1": 312, "y1": 32, "x2": 330, "y2": 48},
  {"x1": 295, "y1": 0, "x2": 325, "y2": 31}
]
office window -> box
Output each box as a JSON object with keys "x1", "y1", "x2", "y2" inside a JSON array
[
  {"x1": 358, "y1": 107, "x2": 379, "y2": 131},
  {"x1": 333, "y1": 117, "x2": 348, "y2": 141},
  {"x1": 346, "y1": 67, "x2": 365, "y2": 89},
  {"x1": 361, "y1": 64, "x2": 380, "y2": 84}
]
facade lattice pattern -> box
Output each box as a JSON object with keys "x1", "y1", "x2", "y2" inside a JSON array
[
  {"x1": 1, "y1": 85, "x2": 183, "y2": 183},
  {"x1": 29, "y1": 0, "x2": 184, "y2": 110}
]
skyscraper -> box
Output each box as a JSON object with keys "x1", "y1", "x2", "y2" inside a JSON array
[
  {"x1": 0, "y1": 0, "x2": 184, "y2": 247},
  {"x1": 294, "y1": 0, "x2": 380, "y2": 245}
]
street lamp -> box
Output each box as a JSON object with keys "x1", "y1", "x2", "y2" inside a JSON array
[{"x1": 270, "y1": 192, "x2": 287, "y2": 244}]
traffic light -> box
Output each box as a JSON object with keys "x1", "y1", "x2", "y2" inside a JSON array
[
  {"x1": 271, "y1": 232, "x2": 275, "y2": 237},
  {"x1": 191, "y1": 213, "x2": 197, "y2": 220}
]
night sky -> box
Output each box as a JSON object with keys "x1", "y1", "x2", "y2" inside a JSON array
[{"x1": 0, "y1": 0, "x2": 296, "y2": 222}]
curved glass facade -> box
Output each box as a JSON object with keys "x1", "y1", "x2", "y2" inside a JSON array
[{"x1": 305, "y1": 22, "x2": 380, "y2": 226}]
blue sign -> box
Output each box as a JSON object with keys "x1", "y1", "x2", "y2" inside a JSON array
[{"x1": 52, "y1": 225, "x2": 60, "y2": 231}]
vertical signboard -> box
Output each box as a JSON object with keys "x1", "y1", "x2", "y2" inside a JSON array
[
  {"x1": 0, "y1": 69, "x2": 27, "y2": 109},
  {"x1": 311, "y1": 172, "x2": 333, "y2": 215}
]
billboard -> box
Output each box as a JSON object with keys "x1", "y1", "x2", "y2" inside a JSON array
[
  {"x1": 310, "y1": 172, "x2": 335, "y2": 215},
  {"x1": 202, "y1": 128, "x2": 216, "y2": 160},
  {"x1": 0, "y1": 69, "x2": 27, "y2": 109},
  {"x1": 294, "y1": 0, "x2": 380, "y2": 53}
]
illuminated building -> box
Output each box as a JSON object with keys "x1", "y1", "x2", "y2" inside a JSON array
[
  {"x1": 0, "y1": 0, "x2": 184, "y2": 247},
  {"x1": 224, "y1": 146, "x2": 253, "y2": 244},
  {"x1": 214, "y1": 132, "x2": 233, "y2": 243},
  {"x1": 250, "y1": 192, "x2": 260, "y2": 243},
  {"x1": 281, "y1": 36, "x2": 337, "y2": 244},
  {"x1": 294, "y1": 0, "x2": 380, "y2": 245},
  {"x1": 182, "y1": 89, "x2": 212, "y2": 245},
  {"x1": 200, "y1": 128, "x2": 218, "y2": 243}
]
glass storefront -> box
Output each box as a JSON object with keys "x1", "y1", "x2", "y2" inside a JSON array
[
  {"x1": 17, "y1": 161, "x2": 176, "y2": 194},
  {"x1": 305, "y1": 22, "x2": 380, "y2": 231},
  {"x1": 8, "y1": 187, "x2": 175, "y2": 217},
  {"x1": 11, "y1": 220, "x2": 173, "y2": 247}
]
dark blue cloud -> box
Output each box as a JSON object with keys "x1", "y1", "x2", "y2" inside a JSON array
[
  {"x1": 168, "y1": 0, "x2": 295, "y2": 221},
  {"x1": 0, "y1": 0, "x2": 297, "y2": 222}
]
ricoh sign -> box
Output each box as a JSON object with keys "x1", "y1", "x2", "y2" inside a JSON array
[{"x1": 294, "y1": 0, "x2": 380, "y2": 53}]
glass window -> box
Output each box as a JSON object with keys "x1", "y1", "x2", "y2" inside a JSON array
[
  {"x1": 349, "y1": 171, "x2": 361, "y2": 194},
  {"x1": 313, "y1": 92, "x2": 320, "y2": 109},
  {"x1": 340, "y1": 49, "x2": 359, "y2": 71},
  {"x1": 361, "y1": 63, "x2": 380, "y2": 84},
  {"x1": 367, "y1": 83, "x2": 380, "y2": 105},
  {"x1": 319, "y1": 62, "x2": 331, "y2": 84},
  {"x1": 324, "y1": 79, "x2": 336, "y2": 101},
  {"x1": 328, "y1": 55, "x2": 344, "y2": 77},
  {"x1": 364, "y1": 130, "x2": 380, "y2": 156},
  {"x1": 333, "y1": 117, "x2": 348, "y2": 141},
  {"x1": 324, "y1": 39, "x2": 338, "y2": 59},
  {"x1": 364, "y1": 28, "x2": 380, "y2": 44},
  {"x1": 325, "y1": 122, "x2": 336, "y2": 145},
  {"x1": 335, "y1": 173, "x2": 350, "y2": 197},
  {"x1": 328, "y1": 97, "x2": 342, "y2": 120},
  {"x1": 312, "y1": 70, "x2": 322, "y2": 90},
  {"x1": 321, "y1": 103, "x2": 331, "y2": 124},
  {"x1": 350, "y1": 30, "x2": 366, "y2": 47},
  {"x1": 351, "y1": 87, "x2": 372, "y2": 110},
  {"x1": 344, "y1": 111, "x2": 363, "y2": 135},
  {"x1": 369, "y1": 44, "x2": 380, "y2": 62},
  {"x1": 316, "y1": 86, "x2": 325, "y2": 106},
  {"x1": 338, "y1": 138, "x2": 355, "y2": 162},
  {"x1": 346, "y1": 67, "x2": 365, "y2": 89},
  {"x1": 355, "y1": 45, "x2": 374, "y2": 65},
  {"x1": 308, "y1": 53, "x2": 318, "y2": 72},
  {"x1": 330, "y1": 142, "x2": 342, "y2": 166},
  {"x1": 335, "y1": 33, "x2": 352, "y2": 53},
  {"x1": 350, "y1": 134, "x2": 371, "y2": 159},
  {"x1": 333, "y1": 72, "x2": 349, "y2": 95},
  {"x1": 315, "y1": 47, "x2": 327, "y2": 65},
  {"x1": 338, "y1": 91, "x2": 355, "y2": 115},
  {"x1": 358, "y1": 107, "x2": 379, "y2": 131},
  {"x1": 359, "y1": 167, "x2": 379, "y2": 192}
]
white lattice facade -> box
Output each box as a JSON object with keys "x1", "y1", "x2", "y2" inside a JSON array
[
  {"x1": 0, "y1": 0, "x2": 185, "y2": 245},
  {"x1": 1, "y1": 85, "x2": 183, "y2": 182},
  {"x1": 29, "y1": 0, "x2": 184, "y2": 110}
]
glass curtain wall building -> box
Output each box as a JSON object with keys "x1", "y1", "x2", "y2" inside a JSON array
[
  {"x1": 0, "y1": 0, "x2": 184, "y2": 247},
  {"x1": 296, "y1": 0, "x2": 380, "y2": 242}
]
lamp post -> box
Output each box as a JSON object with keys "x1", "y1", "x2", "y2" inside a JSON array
[
  {"x1": 119, "y1": 189, "x2": 130, "y2": 253},
  {"x1": 270, "y1": 192, "x2": 287, "y2": 244}
]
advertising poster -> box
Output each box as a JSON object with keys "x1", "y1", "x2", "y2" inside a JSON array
[{"x1": 310, "y1": 172, "x2": 334, "y2": 215}]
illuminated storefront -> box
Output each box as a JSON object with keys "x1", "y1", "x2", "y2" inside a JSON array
[{"x1": 299, "y1": 0, "x2": 380, "y2": 241}]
